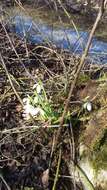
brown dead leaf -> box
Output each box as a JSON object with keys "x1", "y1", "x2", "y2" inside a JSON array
[{"x1": 78, "y1": 80, "x2": 99, "y2": 101}]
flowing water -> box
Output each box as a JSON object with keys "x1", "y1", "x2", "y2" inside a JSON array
[{"x1": 3, "y1": 5, "x2": 107, "y2": 64}]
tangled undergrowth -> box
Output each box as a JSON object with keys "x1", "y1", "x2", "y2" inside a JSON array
[{"x1": 0, "y1": 18, "x2": 107, "y2": 190}]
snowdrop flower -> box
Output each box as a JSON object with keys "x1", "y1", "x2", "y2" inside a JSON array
[
  {"x1": 22, "y1": 97, "x2": 45, "y2": 120},
  {"x1": 33, "y1": 83, "x2": 42, "y2": 94},
  {"x1": 23, "y1": 97, "x2": 29, "y2": 104},
  {"x1": 33, "y1": 96, "x2": 38, "y2": 104},
  {"x1": 83, "y1": 102, "x2": 92, "y2": 112}
]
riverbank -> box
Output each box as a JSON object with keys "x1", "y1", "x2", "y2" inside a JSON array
[{"x1": 1, "y1": 0, "x2": 107, "y2": 15}]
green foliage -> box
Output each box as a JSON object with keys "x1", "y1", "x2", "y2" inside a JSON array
[
  {"x1": 77, "y1": 73, "x2": 90, "y2": 85},
  {"x1": 91, "y1": 142, "x2": 107, "y2": 171},
  {"x1": 29, "y1": 81, "x2": 65, "y2": 123}
]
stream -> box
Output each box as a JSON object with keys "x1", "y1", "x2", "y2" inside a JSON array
[{"x1": 6, "y1": 6, "x2": 107, "y2": 64}]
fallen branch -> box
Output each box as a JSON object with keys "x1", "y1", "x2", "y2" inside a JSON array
[{"x1": 1, "y1": 124, "x2": 68, "y2": 135}]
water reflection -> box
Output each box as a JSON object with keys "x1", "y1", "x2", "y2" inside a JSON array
[{"x1": 10, "y1": 14, "x2": 107, "y2": 64}]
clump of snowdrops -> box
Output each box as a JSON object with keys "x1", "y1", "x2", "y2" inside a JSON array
[{"x1": 23, "y1": 81, "x2": 60, "y2": 123}]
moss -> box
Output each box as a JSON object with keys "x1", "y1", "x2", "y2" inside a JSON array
[
  {"x1": 89, "y1": 129, "x2": 107, "y2": 171},
  {"x1": 77, "y1": 73, "x2": 90, "y2": 86},
  {"x1": 91, "y1": 143, "x2": 107, "y2": 171}
]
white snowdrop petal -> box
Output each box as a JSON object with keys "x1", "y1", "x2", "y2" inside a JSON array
[
  {"x1": 36, "y1": 84, "x2": 42, "y2": 94},
  {"x1": 83, "y1": 102, "x2": 92, "y2": 112},
  {"x1": 86, "y1": 102, "x2": 92, "y2": 112},
  {"x1": 22, "y1": 113, "x2": 30, "y2": 120},
  {"x1": 30, "y1": 108, "x2": 39, "y2": 116},
  {"x1": 23, "y1": 98, "x2": 28, "y2": 103},
  {"x1": 33, "y1": 83, "x2": 42, "y2": 93},
  {"x1": 33, "y1": 83, "x2": 37, "y2": 89}
]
